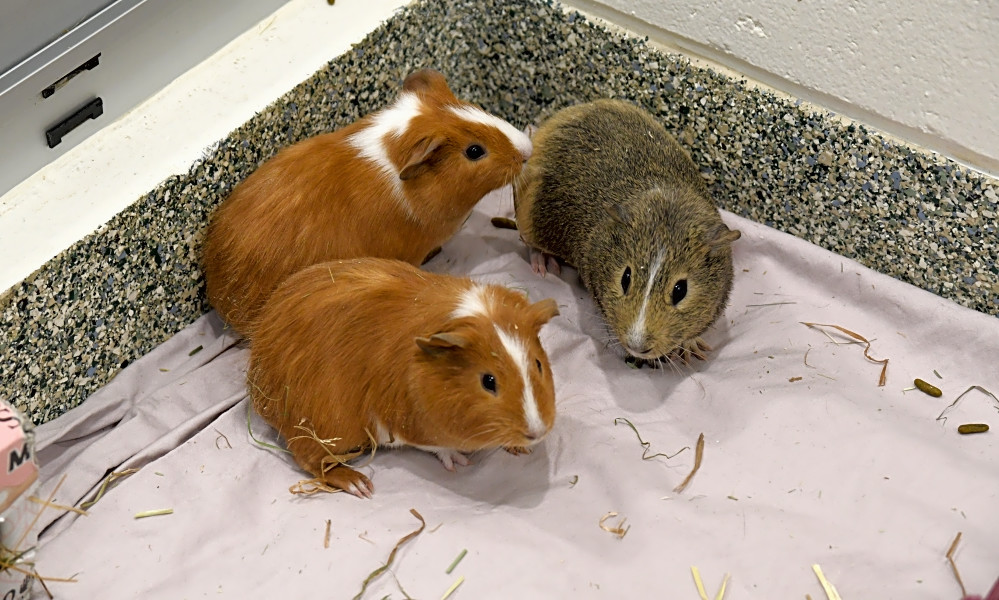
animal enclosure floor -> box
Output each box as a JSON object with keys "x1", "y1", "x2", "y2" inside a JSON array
[{"x1": 32, "y1": 188, "x2": 999, "y2": 599}]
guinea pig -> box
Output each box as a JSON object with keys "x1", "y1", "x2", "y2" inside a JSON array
[
  {"x1": 248, "y1": 257, "x2": 560, "y2": 498},
  {"x1": 512, "y1": 99, "x2": 740, "y2": 367},
  {"x1": 201, "y1": 69, "x2": 533, "y2": 337}
]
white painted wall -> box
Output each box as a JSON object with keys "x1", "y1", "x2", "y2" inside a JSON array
[{"x1": 567, "y1": 0, "x2": 999, "y2": 176}]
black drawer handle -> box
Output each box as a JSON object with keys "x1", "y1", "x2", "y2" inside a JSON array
[{"x1": 46, "y1": 97, "x2": 104, "y2": 148}]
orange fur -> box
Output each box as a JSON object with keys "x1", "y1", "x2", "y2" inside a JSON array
[
  {"x1": 249, "y1": 258, "x2": 559, "y2": 498},
  {"x1": 201, "y1": 70, "x2": 529, "y2": 337}
]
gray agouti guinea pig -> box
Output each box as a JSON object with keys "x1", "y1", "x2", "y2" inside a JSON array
[
  {"x1": 513, "y1": 99, "x2": 740, "y2": 366},
  {"x1": 202, "y1": 69, "x2": 533, "y2": 337},
  {"x1": 249, "y1": 257, "x2": 560, "y2": 498}
]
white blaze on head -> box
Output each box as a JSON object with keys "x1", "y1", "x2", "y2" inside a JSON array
[
  {"x1": 626, "y1": 250, "x2": 666, "y2": 356},
  {"x1": 495, "y1": 326, "x2": 547, "y2": 441},
  {"x1": 347, "y1": 92, "x2": 424, "y2": 216},
  {"x1": 451, "y1": 284, "x2": 490, "y2": 320},
  {"x1": 448, "y1": 105, "x2": 533, "y2": 161}
]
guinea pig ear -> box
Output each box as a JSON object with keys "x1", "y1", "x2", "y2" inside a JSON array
[
  {"x1": 415, "y1": 331, "x2": 469, "y2": 356},
  {"x1": 399, "y1": 136, "x2": 445, "y2": 181},
  {"x1": 527, "y1": 298, "x2": 560, "y2": 329},
  {"x1": 704, "y1": 223, "x2": 742, "y2": 256},
  {"x1": 402, "y1": 69, "x2": 456, "y2": 104}
]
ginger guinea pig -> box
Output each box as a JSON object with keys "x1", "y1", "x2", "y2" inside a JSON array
[
  {"x1": 513, "y1": 99, "x2": 740, "y2": 368},
  {"x1": 202, "y1": 69, "x2": 533, "y2": 337},
  {"x1": 249, "y1": 257, "x2": 560, "y2": 498}
]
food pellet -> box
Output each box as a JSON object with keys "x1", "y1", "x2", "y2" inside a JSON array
[
  {"x1": 913, "y1": 378, "x2": 942, "y2": 397},
  {"x1": 957, "y1": 423, "x2": 989, "y2": 435}
]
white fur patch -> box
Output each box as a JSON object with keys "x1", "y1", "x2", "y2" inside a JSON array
[
  {"x1": 347, "y1": 92, "x2": 424, "y2": 218},
  {"x1": 448, "y1": 105, "x2": 533, "y2": 160},
  {"x1": 495, "y1": 326, "x2": 547, "y2": 440},
  {"x1": 626, "y1": 251, "x2": 666, "y2": 355},
  {"x1": 451, "y1": 285, "x2": 490, "y2": 320}
]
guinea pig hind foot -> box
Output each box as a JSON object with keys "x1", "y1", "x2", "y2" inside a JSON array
[
  {"x1": 321, "y1": 466, "x2": 374, "y2": 499},
  {"x1": 529, "y1": 248, "x2": 561, "y2": 277}
]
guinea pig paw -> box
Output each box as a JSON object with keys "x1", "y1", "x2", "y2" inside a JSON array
[
  {"x1": 530, "y1": 249, "x2": 561, "y2": 277},
  {"x1": 669, "y1": 338, "x2": 712, "y2": 364},
  {"x1": 504, "y1": 445, "x2": 533, "y2": 456},
  {"x1": 435, "y1": 449, "x2": 471, "y2": 472},
  {"x1": 325, "y1": 468, "x2": 374, "y2": 499}
]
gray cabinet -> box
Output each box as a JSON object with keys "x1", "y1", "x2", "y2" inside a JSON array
[{"x1": 0, "y1": 0, "x2": 290, "y2": 196}]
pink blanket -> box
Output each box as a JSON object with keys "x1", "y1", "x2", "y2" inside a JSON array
[{"x1": 33, "y1": 188, "x2": 999, "y2": 599}]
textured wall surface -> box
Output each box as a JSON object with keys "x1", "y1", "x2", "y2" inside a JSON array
[
  {"x1": 1, "y1": 0, "x2": 997, "y2": 425},
  {"x1": 578, "y1": 0, "x2": 999, "y2": 173}
]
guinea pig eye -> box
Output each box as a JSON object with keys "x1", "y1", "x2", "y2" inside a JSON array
[
  {"x1": 481, "y1": 373, "x2": 497, "y2": 394},
  {"x1": 671, "y1": 279, "x2": 688, "y2": 305},
  {"x1": 464, "y1": 144, "x2": 486, "y2": 160},
  {"x1": 620, "y1": 266, "x2": 632, "y2": 294}
]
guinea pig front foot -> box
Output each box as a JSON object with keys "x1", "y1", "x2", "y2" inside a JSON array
[
  {"x1": 624, "y1": 338, "x2": 712, "y2": 369},
  {"x1": 322, "y1": 466, "x2": 375, "y2": 499},
  {"x1": 529, "y1": 249, "x2": 561, "y2": 277},
  {"x1": 416, "y1": 446, "x2": 471, "y2": 471},
  {"x1": 667, "y1": 337, "x2": 711, "y2": 364}
]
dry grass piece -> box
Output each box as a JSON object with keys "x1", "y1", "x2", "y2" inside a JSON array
[
  {"x1": 691, "y1": 566, "x2": 730, "y2": 600},
  {"x1": 946, "y1": 531, "x2": 967, "y2": 597},
  {"x1": 614, "y1": 417, "x2": 688, "y2": 461},
  {"x1": 440, "y1": 575, "x2": 465, "y2": 600},
  {"x1": 811, "y1": 564, "x2": 843, "y2": 600},
  {"x1": 598, "y1": 511, "x2": 630, "y2": 539},
  {"x1": 352, "y1": 508, "x2": 426, "y2": 600},
  {"x1": 446, "y1": 549, "x2": 467, "y2": 575},
  {"x1": 324, "y1": 520, "x2": 332, "y2": 549},
  {"x1": 214, "y1": 428, "x2": 233, "y2": 449},
  {"x1": 80, "y1": 467, "x2": 140, "y2": 510},
  {"x1": 290, "y1": 478, "x2": 341, "y2": 496},
  {"x1": 1, "y1": 474, "x2": 79, "y2": 597},
  {"x1": 134, "y1": 508, "x2": 173, "y2": 519},
  {"x1": 801, "y1": 322, "x2": 889, "y2": 386},
  {"x1": 673, "y1": 433, "x2": 705, "y2": 493},
  {"x1": 936, "y1": 386, "x2": 999, "y2": 425},
  {"x1": 28, "y1": 496, "x2": 88, "y2": 516}
]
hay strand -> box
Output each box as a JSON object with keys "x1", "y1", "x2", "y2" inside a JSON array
[
  {"x1": 214, "y1": 428, "x2": 232, "y2": 449},
  {"x1": 936, "y1": 386, "x2": 999, "y2": 424},
  {"x1": 673, "y1": 433, "x2": 705, "y2": 493},
  {"x1": 28, "y1": 496, "x2": 88, "y2": 516},
  {"x1": 446, "y1": 549, "x2": 467, "y2": 574},
  {"x1": 801, "y1": 322, "x2": 888, "y2": 386},
  {"x1": 289, "y1": 478, "x2": 341, "y2": 496},
  {"x1": 614, "y1": 417, "x2": 689, "y2": 461},
  {"x1": 946, "y1": 531, "x2": 967, "y2": 597},
  {"x1": 134, "y1": 508, "x2": 173, "y2": 519},
  {"x1": 352, "y1": 509, "x2": 426, "y2": 600},
  {"x1": 80, "y1": 467, "x2": 139, "y2": 510},
  {"x1": 691, "y1": 566, "x2": 730, "y2": 600},
  {"x1": 324, "y1": 520, "x2": 332, "y2": 549},
  {"x1": 811, "y1": 564, "x2": 843, "y2": 600},
  {"x1": 598, "y1": 512, "x2": 630, "y2": 539},
  {"x1": 245, "y1": 399, "x2": 291, "y2": 454},
  {"x1": 440, "y1": 575, "x2": 465, "y2": 600}
]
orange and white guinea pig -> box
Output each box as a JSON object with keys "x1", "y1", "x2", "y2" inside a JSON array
[
  {"x1": 201, "y1": 69, "x2": 533, "y2": 337},
  {"x1": 249, "y1": 257, "x2": 560, "y2": 498}
]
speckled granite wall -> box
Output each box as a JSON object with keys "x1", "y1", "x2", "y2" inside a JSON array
[{"x1": 2, "y1": 0, "x2": 997, "y2": 425}]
